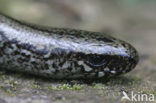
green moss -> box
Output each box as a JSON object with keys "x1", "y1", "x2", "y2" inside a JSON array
[
  {"x1": 32, "y1": 83, "x2": 40, "y2": 89},
  {"x1": 71, "y1": 84, "x2": 84, "y2": 91},
  {"x1": 8, "y1": 80, "x2": 19, "y2": 86},
  {"x1": 48, "y1": 84, "x2": 84, "y2": 91},
  {"x1": 49, "y1": 85, "x2": 58, "y2": 90},
  {"x1": 1, "y1": 75, "x2": 6, "y2": 80},
  {"x1": 93, "y1": 83, "x2": 107, "y2": 90},
  {"x1": 62, "y1": 97, "x2": 66, "y2": 101},
  {"x1": 6, "y1": 89, "x2": 12, "y2": 94},
  {"x1": 59, "y1": 84, "x2": 71, "y2": 90},
  {"x1": 56, "y1": 98, "x2": 61, "y2": 102}
]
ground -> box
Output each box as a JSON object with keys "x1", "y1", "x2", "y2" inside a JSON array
[{"x1": 0, "y1": 0, "x2": 155, "y2": 103}]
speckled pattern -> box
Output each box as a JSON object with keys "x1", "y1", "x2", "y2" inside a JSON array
[{"x1": 0, "y1": 13, "x2": 139, "y2": 79}]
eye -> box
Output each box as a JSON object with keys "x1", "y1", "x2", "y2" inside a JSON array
[{"x1": 87, "y1": 55, "x2": 107, "y2": 67}]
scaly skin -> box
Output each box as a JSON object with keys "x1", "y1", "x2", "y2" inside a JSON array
[{"x1": 0, "y1": 13, "x2": 139, "y2": 79}]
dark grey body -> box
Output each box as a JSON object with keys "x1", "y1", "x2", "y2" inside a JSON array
[{"x1": 0, "y1": 14, "x2": 139, "y2": 79}]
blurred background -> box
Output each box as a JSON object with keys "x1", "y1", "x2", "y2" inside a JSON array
[{"x1": 0, "y1": 0, "x2": 155, "y2": 103}]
